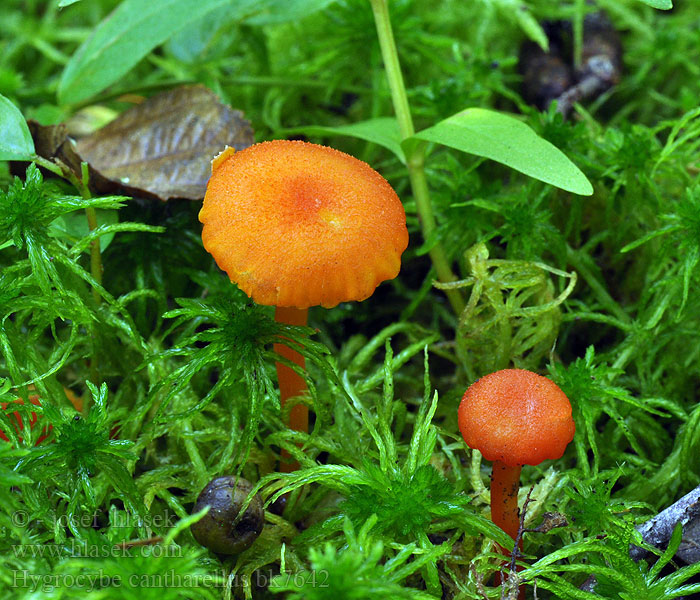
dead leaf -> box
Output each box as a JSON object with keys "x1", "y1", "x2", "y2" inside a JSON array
[
  {"x1": 529, "y1": 512, "x2": 569, "y2": 533},
  {"x1": 28, "y1": 121, "x2": 69, "y2": 158},
  {"x1": 74, "y1": 85, "x2": 254, "y2": 201}
]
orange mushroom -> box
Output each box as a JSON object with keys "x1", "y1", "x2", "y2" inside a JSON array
[
  {"x1": 199, "y1": 140, "x2": 408, "y2": 469},
  {"x1": 458, "y1": 369, "x2": 575, "y2": 595}
]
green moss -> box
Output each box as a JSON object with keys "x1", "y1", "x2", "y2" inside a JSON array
[{"x1": 3, "y1": 0, "x2": 700, "y2": 597}]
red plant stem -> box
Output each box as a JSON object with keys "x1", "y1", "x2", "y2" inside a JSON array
[
  {"x1": 491, "y1": 460, "x2": 524, "y2": 599},
  {"x1": 273, "y1": 306, "x2": 309, "y2": 472}
]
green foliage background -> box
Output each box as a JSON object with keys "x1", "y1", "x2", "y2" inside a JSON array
[{"x1": 2, "y1": 0, "x2": 700, "y2": 598}]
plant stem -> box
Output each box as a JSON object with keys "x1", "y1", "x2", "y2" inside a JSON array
[
  {"x1": 85, "y1": 206, "x2": 101, "y2": 294},
  {"x1": 33, "y1": 156, "x2": 102, "y2": 406},
  {"x1": 368, "y1": 0, "x2": 413, "y2": 140},
  {"x1": 77, "y1": 162, "x2": 102, "y2": 402},
  {"x1": 567, "y1": 245, "x2": 630, "y2": 325},
  {"x1": 181, "y1": 419, "x2": 208, "y2": 490},
  {"x1": 612, "y1": 342, "x2": 637, "y2": 373},
  {"x1": 77, "y1": 162, "x2": 103, "y2": 305},
  {"x1": 32, "y1": 155, "x2": 64, "y2": 178},
  {"x1": 573, "y1": 0, "x2": 584, "y2": 71},
  {"x1": 33, "y1": 156, "x2": 103, "y2": 302},
  {"x1": 368, "y1": 0, "x2": 464, "y2": 315},
  {"x1": 274, "y1": 306, "x2": 309, "y2": 472}
]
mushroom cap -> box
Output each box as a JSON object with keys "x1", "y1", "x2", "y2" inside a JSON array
[
  {"x1": 199, "y1": 140, "x2": 408, "y2": 309},
  {"x1": 458, "y1": 369, "x2": 575, "y2": 467}
]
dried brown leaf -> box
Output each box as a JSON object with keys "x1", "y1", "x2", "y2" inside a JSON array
[
  {"x1": 28, "y1": 121, "x2": 69, "y2": 159},
  {"x1": 75, "y1": 85, "x2": 254, "y2": 201}
]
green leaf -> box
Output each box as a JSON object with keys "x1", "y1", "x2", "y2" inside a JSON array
[
  {"x1": 0, "y1": 443, "x2": 32, "y2": 486},
  {"x1": 451, "y1": 512, "x2": 515, "y2": 551},
  {"x1": 515, "y1": 8, "x2": 549, "y2": 52},
  {"x1": 489, "y1": 0, "x2": 548, "y2": 51},
  {"x1": 0, "y1": 94, "x2": 35, "y2": 160},
  {"x1": 243, "y1": 0, "x2": 339, "y2": 25},
  {"x1": 287, "y1": 117, "x2": 405, "y2": 163},
  {"x1": 649, "y1": 522, "x2": 682, "y2": 580},
  {"x1": 636, "y1": 0, "x2": 672, "y2": 8},
  {"x1": 58, "y1": 0, "x2": 262, "y2": 105},
  {"x1": 410, "y1": 108, "x2": 593, "y2": 196}
]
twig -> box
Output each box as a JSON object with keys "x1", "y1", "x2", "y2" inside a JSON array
[
  {"x1": 581, "y1": 484, "x2": 700, "y2": 594},
  {"x1": 555, "y1": 55, "x2": 619, "y2": 118},
  {"x1": 471, "y1": 563, "x2": 490, "y2": 600},
  {"x1": 510, "y1": 486, "x2": 536, "y2": 575},
  {"x1": 114, "y1": 536, "x2": 163, "y2": 550},
  {"x1": 630, "y1": 483, "x2": 700, "y2": 564}
]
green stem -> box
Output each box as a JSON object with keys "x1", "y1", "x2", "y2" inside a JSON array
[
  {"x1": 181, "y1": 419, "x2": 208, "y2": 489},
  {"x1": 612, "y1": 343, "x2": 637, "y2": 373},
  {"x1": 368, "y1": 0, "x2": 413, "y2": 140},
  {"x1": 567, "y1": 245, "x2": 630, "y2": 325},
  {"x1": 35, "y1": 156, "x2": 103, "y2": 301},
  {"x1": 85, "y1": 209, "x2": 102, "y2": 301},
  {"x1": 369, "y1": 0, "x2": 465, "y2": 315},
  {"x1": 573, "y1": 0, "x2": 584, "y2": 71},
  {"x1": 32, "y1": 155, "x2": 64, "y2": 178},
  {"x1": 78, "y1": 163, "x2": 102, "y2": 403},
  {"x1": 77, "y1": 163, "x2": 103, "y2": 305},
  {"x1": 33, "y1": 156, "x2": 102, "y2": 405}
]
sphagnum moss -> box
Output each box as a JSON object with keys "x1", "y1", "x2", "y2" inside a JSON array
[{"x1": 3, "y1": 1, "x2": 700, "y2": 599}]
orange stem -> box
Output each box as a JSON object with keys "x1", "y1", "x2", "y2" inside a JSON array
[
  {"x1": 491, "y1": 460, "x2": 524, "y2": 599},
  {"x1": 273, "y1": 306, "x2": 308, "y2": 472}
]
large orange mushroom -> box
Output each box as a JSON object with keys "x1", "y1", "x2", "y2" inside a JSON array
[
  {"x1": 199, "y1": 140, "x2": 408, "y2": 469},
  {"x1": 458, "y1": 369, "x2": 575, "y2": 596}
]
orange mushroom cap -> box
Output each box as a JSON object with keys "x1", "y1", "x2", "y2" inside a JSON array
[
  {"x1": 458, "y1": 369, "x2": 575, "y2": 467},
  {"x1": 199, "y1": 140, "x2": 409, "y2": 309}
]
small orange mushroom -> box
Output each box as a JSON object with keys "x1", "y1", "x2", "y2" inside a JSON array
[
  {"x1": 458, "y1": 369, "x2": 575, "y2": 596},
  {"x1": 200, "y1": 140, "x2": 408, "y2": 469}
]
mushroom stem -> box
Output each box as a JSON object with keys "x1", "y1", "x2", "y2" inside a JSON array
[
  {"x1": 491, "y1": 460, "x2": 522, "y2": 542},
  {"x1": 491, "y1": 460, "x2": 524, "y2": 598},
  {"x1": 273, "y1": 306, "x2": 309, "y2": 472}
]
